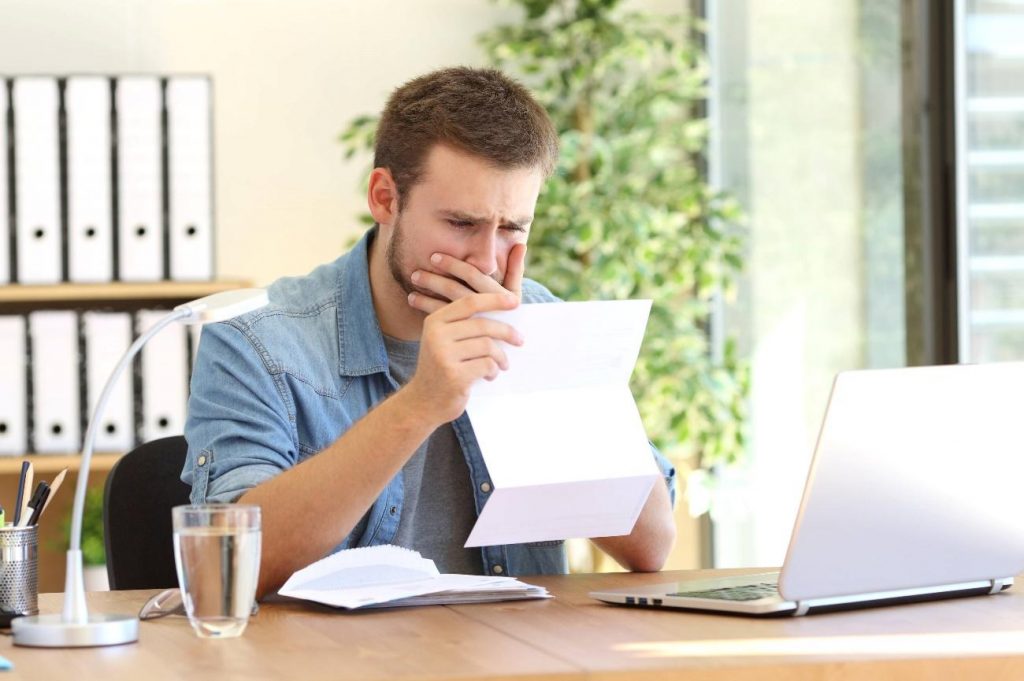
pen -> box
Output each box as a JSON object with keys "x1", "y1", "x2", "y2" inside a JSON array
[
  {"x1": 18, "y1": 477, "x2": 49, "y2": 524},
  {"x1": 41, "y1": 467, "x2": 68, "y2": 516},
  {"x1": 19, "y1": 461, "x2": 34, "y2": 528},
  {"x1": 25, "y1": 483, "x2": 50, "y2": 527},
  {"x1": 12, "y1": 461, "x2": 30, "y2": 526}
]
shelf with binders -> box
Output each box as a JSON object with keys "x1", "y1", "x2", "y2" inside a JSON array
[
  {"x1": 0, "y1": 278, "x2": 252, "y2": 461},
  {"x1": 0, "y1": 453, "x2": 123, "y2": 475},
  {"x1": 0, "y1": 279, "x2": 251, "y2": 312}
]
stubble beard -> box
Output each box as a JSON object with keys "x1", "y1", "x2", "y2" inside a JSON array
[{"x1": 386, "y1": 215, "x2": 418, "y2": 297}]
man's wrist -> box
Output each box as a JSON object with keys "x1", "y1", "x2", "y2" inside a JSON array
[{"x1": 388, "y1": 382, "x2": 448, "y2": 434}]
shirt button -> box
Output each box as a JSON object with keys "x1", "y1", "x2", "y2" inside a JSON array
[
  {"x1": 389, "y1": 506, "x2": 397, "y2": 516},
  {"x1": 197, "y1": 455, "x2": 207, "y2": 466},
  {"x1": 480, "y1": 482, "x2": 492, "y2": 493},
  {"x1": 492, "y1": 565, "x2": 504, "y2": 575}
]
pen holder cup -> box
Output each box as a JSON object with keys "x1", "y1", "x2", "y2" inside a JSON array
[{"x1": 0, "y1": 525, "x2": 38, "y2": 624}]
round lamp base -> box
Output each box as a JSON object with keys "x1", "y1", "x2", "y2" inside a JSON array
[{"x1": 12, "y1": 613, "x2": 139, "y2": 648}]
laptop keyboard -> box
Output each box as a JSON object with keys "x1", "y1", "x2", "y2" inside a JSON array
[{"x1": 669, "y1": 581, "x2": 780, "y2": 602}]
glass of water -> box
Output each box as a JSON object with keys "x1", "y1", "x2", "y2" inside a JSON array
[{"x1": 172, "y1": 504, "x2": 261, "y2": 638}]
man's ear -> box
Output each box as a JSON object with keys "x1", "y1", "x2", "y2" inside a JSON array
[{"x1": 367, "y1": 168, "x2": 399, "y2": 226}]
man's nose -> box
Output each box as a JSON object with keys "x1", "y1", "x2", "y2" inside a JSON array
[{"x1": 465, "y1": 229, "x2": 499, "y2": 278}]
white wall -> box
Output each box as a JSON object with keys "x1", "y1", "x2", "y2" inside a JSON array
[{"x1": 0, "y1": 0, "x2": 521, "y2": 284}]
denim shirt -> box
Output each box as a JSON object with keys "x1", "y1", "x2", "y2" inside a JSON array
[{"x1": 183, "y1": 228, "x2": 677, "y2": 577}]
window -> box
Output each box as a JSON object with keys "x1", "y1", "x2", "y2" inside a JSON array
[
  {"x1": 955, "y1": 0, "x2": 1024, "y2": 362},
  {"x1": 706, "y1": 0, "x2": 906, "y2": 566}
]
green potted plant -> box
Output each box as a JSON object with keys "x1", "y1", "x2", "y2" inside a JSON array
[{"x1": 340, "y1": 0, "x2": 747, "y2": 523}]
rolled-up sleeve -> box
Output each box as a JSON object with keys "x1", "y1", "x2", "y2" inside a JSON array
[{"x1": 183, "y1": 320, "x2": 297, "y2": 504}]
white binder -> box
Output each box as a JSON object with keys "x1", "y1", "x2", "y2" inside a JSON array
[
  {"x1": 66, "y1": 76, "x2": 114, "y2": 283},
  {"x1": 166, "y1": 76, "x2": 214, "y2": 281},
  {"x1": 29, "y1": 311, "x2": 81, "y2": 453},
  {"x1": 187, "y1": 323, "x2": 203, "y2": 374},
  {"x1": 83, "y1": 311, "x2": 133, "y2": 452},
  {"x1": 0, "y1": 316, "x2": 28, "y2": 455},
  {"x1": 116, "y1": 76, "x2": 164, "y2": 282},
  {"x1": 138, "y1": 310, "x2": 189, "y2": 442},
  {"x1": 0, "y1": 79, "x2": 10, "y2": 285},
  {"x1": 13, "y1": 77, "x2": 62, "y2": 284}
]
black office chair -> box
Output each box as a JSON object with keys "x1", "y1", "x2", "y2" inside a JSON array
[{"x1": 103, "y1": 435, "x2": 192, "y2": 590}]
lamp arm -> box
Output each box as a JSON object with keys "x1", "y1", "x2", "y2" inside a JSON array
[
  {"x1": 70, "y1": 307, "x2": 191, "y2": 550},
  {"x1": 62, "y1": 308, "x2": 190, "y2": 624}
]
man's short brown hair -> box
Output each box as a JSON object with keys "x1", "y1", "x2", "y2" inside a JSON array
[{"x1": 374, "y1": 67, "x2": 559, "y2": 206}]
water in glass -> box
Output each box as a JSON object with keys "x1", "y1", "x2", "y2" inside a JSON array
[{"x1": 172, "y1": 505, "x2": 261, "y2": 638}]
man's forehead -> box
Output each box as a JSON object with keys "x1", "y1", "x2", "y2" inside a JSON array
[{"x1": 413, "y1": 147, "x2": 543, "y2": 216}]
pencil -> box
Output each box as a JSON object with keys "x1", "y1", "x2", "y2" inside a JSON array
[{"x1": 40, "y1": 467, "x2": 68, "y2": 515}]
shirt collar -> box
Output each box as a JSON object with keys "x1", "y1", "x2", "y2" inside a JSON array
[{"x1": 336, "y1": 227, "x2": 390, "y2": 377}]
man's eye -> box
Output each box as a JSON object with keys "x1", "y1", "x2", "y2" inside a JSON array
[{"x1": 447, "y1": 219, "x2": 474, "y2": 228}]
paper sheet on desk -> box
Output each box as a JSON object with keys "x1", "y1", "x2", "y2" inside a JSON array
[
  {"x1": 278, "y1": 545, "x2": 549, "y2": 609},
  {"x1": 464, "y1": 300, "x2": 661, "y2": 548}
]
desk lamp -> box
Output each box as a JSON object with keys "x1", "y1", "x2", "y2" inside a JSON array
[{"x1": 12, "y1": 288, "x2": 269, "y2": 647}]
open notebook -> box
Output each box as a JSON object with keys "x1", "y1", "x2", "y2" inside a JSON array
[{"x1": 278, "y1": 545, "x2": 550, "y2": 609}]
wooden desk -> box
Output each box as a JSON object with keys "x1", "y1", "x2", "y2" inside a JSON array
[{"x1": 6, "y1": 569, "x2": 1024, "y2": 680}]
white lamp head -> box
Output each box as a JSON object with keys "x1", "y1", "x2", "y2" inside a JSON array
[{"x1": 175, "y1": 288, "x2": 269, "y2": 325}]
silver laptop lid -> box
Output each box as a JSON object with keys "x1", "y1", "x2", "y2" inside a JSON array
[{"x1": 779, "y1": 362, "x2": 1024, "y2": 602}]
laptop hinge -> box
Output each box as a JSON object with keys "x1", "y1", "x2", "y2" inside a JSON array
[
  {"x1": 793, "y1": 601, "x2": 811, "y2": 617},
  {"x1": 989, "y1": 579, "x2": 1009, "y2": 594}
]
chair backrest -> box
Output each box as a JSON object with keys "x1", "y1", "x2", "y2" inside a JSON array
[{"x1": 103, "y1": 435, "x2": 192, "y2": 590}]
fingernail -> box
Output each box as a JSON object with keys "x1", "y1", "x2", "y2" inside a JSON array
[
  {"x1": 430, "y1": 253, "x2": 442, "y2": 265},
  {"x1": 411, "y1": 270, "x2": 420, "y2": 282},
  {"x1": 505, "y1": 294, "x2": 518, "y2": 305},
  {"x1": 407, "y1": 292, "x2": 416, "y2": 304}
]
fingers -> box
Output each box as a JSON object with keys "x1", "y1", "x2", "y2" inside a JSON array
[
  {"x1": 452, "y1": 337, "x2": 510, "y2": 370},
  {"x1": 408, "y1": 248, "x2": 527, "y2": 318},
  {"x1": 427, "y1": 291, "x2": 519, "y2": 323},
  {"x1": 426, "y1": 253, "x2": 505, "y2": 295},
  {"x1": 410, "y1": 268, "x2": 475, "y2": 303},
  {"x1": 447, "y1": 317, "x2": 523, "y2": 345},
  {"x1": 407, "y1": 291, "x2": 448, "y2": 315},
  {"x1": 408, "y1": 286, "x2": 518, "y2": 317},
  {"x1": 502, "y1": 243, "x2": 527, "y2": 299},
  {"x1": 464, "y1": 357, "x2": 503, "y2": 382},
  {"x1": 417, "y1": 301, "x2": 523, "y2": 354}
]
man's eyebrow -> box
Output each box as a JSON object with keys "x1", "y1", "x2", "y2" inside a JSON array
[
  {"x1": 439, "y1": 210, "x2": 487, "y2": 223},
  {"x1": 438, "y1": 210, "x2": 533, "y2": 229},
  {"x1": 506, "y1": 215, "x2": 534, "y2": 229}
]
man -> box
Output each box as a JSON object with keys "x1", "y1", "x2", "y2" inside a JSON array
[{"x1": 184, "y1": 67, "x2": 676, "y2": 599}]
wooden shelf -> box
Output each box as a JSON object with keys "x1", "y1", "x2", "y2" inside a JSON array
[
  {"x1": 0, "y1": 280, "x2": 251, "y2": 305},
  {"x1": 0, "y1": 453, "x2": 123, "y2": 475}
]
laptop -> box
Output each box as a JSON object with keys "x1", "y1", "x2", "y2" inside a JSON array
[{"x1": 591, "y1": 362, "x2": 1024, "y2": 616}]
